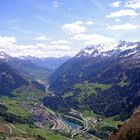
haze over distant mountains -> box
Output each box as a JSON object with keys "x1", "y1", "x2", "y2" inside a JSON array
[
  {"x1": 0, "y1": 51, "x2": 71, "y2": 81},
  {"x1": 21, "y1": 56, "x2": 71, "y2": 70}
]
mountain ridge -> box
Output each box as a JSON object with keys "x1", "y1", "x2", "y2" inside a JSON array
[
  {"x1": 45, "y1": 41, "x2": 140, "y2": 120},
  {"x1": 49, "y1": 41, "x2": 140, "y2": 93},
  {"x1": 0, "y1": 51, "x2": 52, "y2": 81}
]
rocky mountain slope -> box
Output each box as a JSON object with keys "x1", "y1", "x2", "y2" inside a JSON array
[
  {"x1": 50, "y1": 41, "x2": 140, "y2": 93},
  {"x1": 0, "y1": 61, "x2": 29, "y2": 96},
  {"x1": 109, "y1": 107, "x2": 140, "y2": 140},
  {"x1": 0, "y1": 52, "x2": 51, "y2": 80},
  {"x1": 46, "y1": 41, "x2": 140, "y2": 119}
]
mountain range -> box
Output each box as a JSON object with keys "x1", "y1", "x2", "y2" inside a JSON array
[
  {"x1": 1, "y1": 41, "x2": 140, "y2": 139},
  {"x1": 0, "y1": 61, "x2": 29, "y2": 96},
  {"x1": 0, "y1": 52, "x2": 70, "y2": 81},
  {"x1": 46, "y1": 41, "x2": 140, "y2": 119},
  {"x1": 22, "y1": 56, "x2": 71, "y2": 70}
]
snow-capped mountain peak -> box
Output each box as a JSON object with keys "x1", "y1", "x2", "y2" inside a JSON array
[
  {"x1": 0, "y1": 51, "x2": 11, "y2": 60},
  {"x1": 76, "y1": 41, "x2": 140, "y2": 58}
]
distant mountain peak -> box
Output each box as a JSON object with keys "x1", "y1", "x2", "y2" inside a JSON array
[
  {"x1": 0, "y1": 51, "x2": 12, "y2": 60},
  {"x1": 75, "y1": 41, "x2": 140, "y2": 58}
]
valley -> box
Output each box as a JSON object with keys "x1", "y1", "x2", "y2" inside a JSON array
[
  {"x1": 0, "y1": 0, "x2": 140, "y2": 139},
  {"x1": 0, "y1": 82, "x2": 121, "y2": 140},
  {"x1": 0, "y1": 41, "x2": 140, "y2": 140}
]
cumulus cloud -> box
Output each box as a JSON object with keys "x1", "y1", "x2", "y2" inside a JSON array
[
  {"x1": 34, "y1": 36, "x2": 52, "y2": 41},
  {"x1": 107, "y1": 23, "x2": 139, "y2": 30},
  {"x1": 107, "y1": 9, "x2": 138, "y2": 18},
  {"x1": 72, "y1": 33, "x2": 116, "y2": 44},
  {"x1": 85, "y1": 21, "x2": 94, "y2": 25},
  {"x1": 0, "y1": 36, "x2": 16, "y2": 46},
  {"x1": 125, "y1": 0, "x2": 140, "y2": 9},
  {"x1": 110, "y1": 1, "x2": 122, "y2": 7},
  {"x1": 0, "y1": 36, "x2": 75, "y2": 58},
  {"x1": 62, "y1": 22, "x2": 86, "y2": 34},
  {"x1": 114, "y1": 19, "x2": 121, "y2": 22},
  {"x1": 62, "y1": 20, "x2": 94, "y2": 35}
]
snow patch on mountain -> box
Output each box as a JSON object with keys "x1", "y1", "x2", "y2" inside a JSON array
[
  {"x1": 0, "y1": 51, "x2": 11, "y2": 60},
  {"x1": 76, "y1": 41, "x2": 140, "y2": 58}
]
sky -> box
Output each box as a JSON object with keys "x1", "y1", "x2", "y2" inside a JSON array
[{"x1": 0, "y1": 0, "x2": 140, "y2": 58}]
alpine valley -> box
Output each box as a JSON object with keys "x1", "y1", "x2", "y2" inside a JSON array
[{"x1": 1, "y1": 41, "x2": 140, "y2": 140}]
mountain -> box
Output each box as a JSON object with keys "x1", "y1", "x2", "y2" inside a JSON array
[
  {"x1": 0, "y1": 61, "x2": 29, "y2": 96},
  {"x1": 0, "y1": 52, "x2": 52, "y2": 81},
  {"x1": 0, "y1": 51, "x2": 11, "y2": 60},
  {"x1": 21, "y1": 56, "x2": 71, "y2": 70},
  {"x1": 109, "y1": 107, "x2": 140, "y2": 140},
  {"x1": 49, "y1": 41, "x2": 140, "y2": 93},
  {"x1": 46, "y1": 41, "x2": 140, "y2": 119}
]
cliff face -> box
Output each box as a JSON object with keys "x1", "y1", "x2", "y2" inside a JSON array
[{"x1": 108, "y1": 107, "x2": 140, "y2": 140}]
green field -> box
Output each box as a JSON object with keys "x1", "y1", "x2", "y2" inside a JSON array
[
  {"x1": 0, "y1": 97, "x2": 30, "y2": 118},
  {"x1": 13, "y1": 123, "x2": 68, "y2": 140},
  {"x1": 99, "y1": 116, "x2": 122, "y2": 129},
  {"x1": 75, "y1": 134, "x2": 98, "y2": 140},
  {"x1": 63, "y1": 92, "x2": 73, "y2": 99},
  {"x1": 82, "y1": 110, "x2": 97, "y2": 117},
  {"x1": 0, "y1": 86, "x2": 68, "y2": 140},
  {"x1": 74, "y1": 82, "x2": 112, "y2": 102},
  {"x1": 118, "y1": 81, "x2": 129, "y2": 87}
]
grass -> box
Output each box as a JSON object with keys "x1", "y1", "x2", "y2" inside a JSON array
[
  {"x1": 13, "y1": 123, "x2": 68, "y2": 140},
  {"x1": 12, "y1": 86, "x2": 46, "y2": 101},
  {"x1": 99, "y1": 116, "x2": 122, "y2": 129},
  {"x1": 91, "y1": 83, "x2": 112, "y2": 90},
  {"x1": 0, "y1": 97, "x2": 30, "y2": 118},
  {"x1": 63, "y1": 92, "x2": 73, "y2": 99},
  {"x1": 82, "y1": 110, "x2": 97, "y2": 118},
  {"x1": 0, "y1": 86, "x2": 70, "y2": 140},
  {"x1": 74, "y1": 82, "x2": 112, "y2": 102},
  {"x1": 75, "y1": 134, "x2": 98, "y2": 140},
  {"x1": 118, "y1": 81, "x2": 129, "y2": 87},
  {"x1": 0, "y1": 85, "x2": 47, "y2": 120}
]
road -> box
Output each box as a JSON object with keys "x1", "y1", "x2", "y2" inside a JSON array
[{"x1": 70, "y1": 113, "x2": 89, "y2": 139}]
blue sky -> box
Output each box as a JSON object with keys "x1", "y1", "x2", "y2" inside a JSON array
[{"x1": 0, "y1": 0, "x2": 140, "y2": 57}]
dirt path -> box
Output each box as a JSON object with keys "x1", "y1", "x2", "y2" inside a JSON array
[
  {"x1": 5, "y1": 124, "x2": 12, "y2": 134},
  {"x1": 10, "y1": 124, "x2": 26, "y2": 134}
]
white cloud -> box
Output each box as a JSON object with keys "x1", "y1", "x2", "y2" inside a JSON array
[
  {"x1": 75, "y1": 20, "x2": 94, "y2": 25},
  {"x1": 53, "y1": 1, "x2": 63, "y2": 8},
  {"x1": 107, "y1": 9, "x2": 138, "y2": 18},
  {"x1": 0, "y1": 36, "x2": 75, "y2": 58},
  {"x1": 34, "y1": 36, "x2": 52, "y2": 41},
  {"x1": 110, "y1": 1, "x2": 122, "y2": 7},
  {"x1": 51, "y1": 40, "x2": 70, "y2": 45},
  {"x1": 107, "y1": 23, "x2": 139, "y2": 30},
  {"x1": 73, "y1": 33, "x2": 116, "y2": 44},
  {"x1": 86, "y1": 21, "x2": 94, "y2": 25},
  {"x1": 62, "y1": 20, "x2": 94, "y2": 34},
  {"x1": 36, "y1": 43, "x2": 71, "y2": 51},
  {"x1": 114, "y1": 19, "x2": 121, "y2": 22},
  {"x1": 125, "y1": 0, "x2": 140, "y2": 9},
  {"x1": 0, "y1": 36, "x2": 16, "y2": 46},
  {"x1": 62, "y1": 22, "x2": 86, "y2": 34}
]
